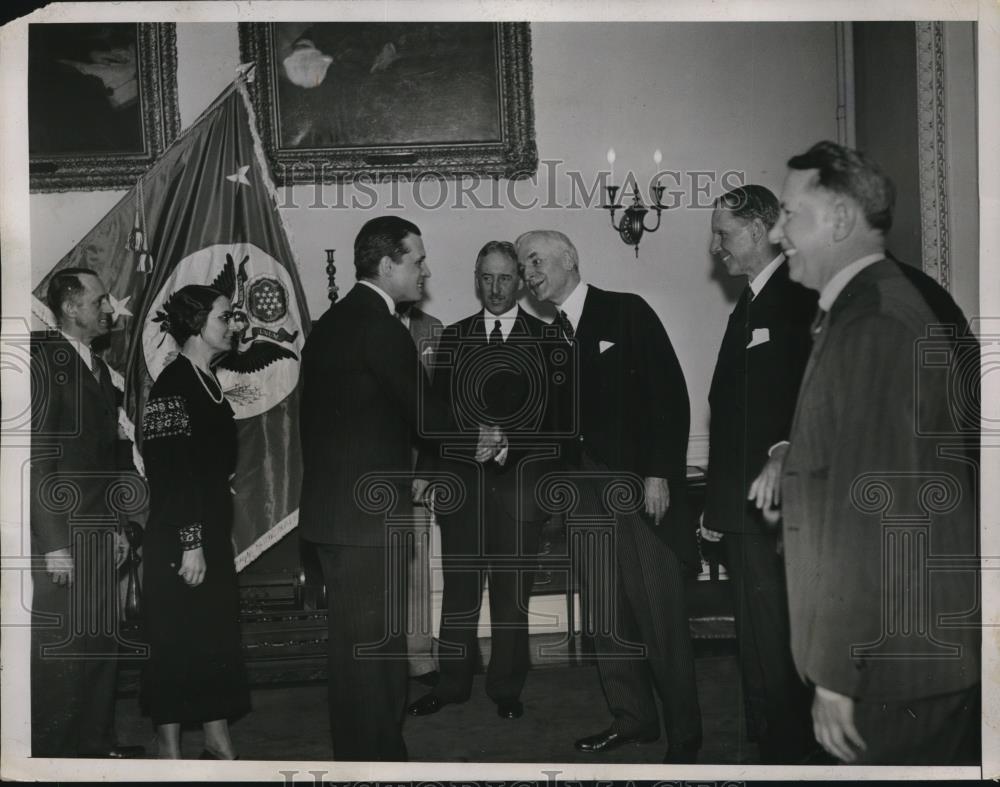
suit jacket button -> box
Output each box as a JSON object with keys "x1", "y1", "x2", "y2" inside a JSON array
[
  {"x1": 577, "y1": 436, "x2": 585, "y2": 443},
  {"x1": 853, "y1": 659, "x2": 866, "y2": 670}
]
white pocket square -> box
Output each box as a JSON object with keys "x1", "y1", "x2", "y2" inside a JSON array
[
  {"x1": 747, "y1": 328, "x2": 770, "y2": 349},
  {"x1": 599, "y1": 340, "x2": 615, "y2": 353},
  {"x1": 421, "y1": 347, "x2": 434, "y2": 356}
]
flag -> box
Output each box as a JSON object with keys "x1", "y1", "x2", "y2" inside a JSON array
[{"x1": 32, "y1": 71, "x2": 310, "y2": 570}]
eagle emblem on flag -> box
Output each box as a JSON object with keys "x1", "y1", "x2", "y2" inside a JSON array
[{"x1": 144, "y1": 243, "x2": 305, "y2": 419}]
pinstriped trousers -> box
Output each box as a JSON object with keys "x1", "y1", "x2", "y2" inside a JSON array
[
  {"x1": 315, "y1": 542, "x2": 409, "y2": 762},
  {"x1": 575, "y1": 455, "x2": 702, "y2": 747}
]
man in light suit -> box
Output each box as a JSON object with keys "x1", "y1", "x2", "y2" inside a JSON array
[
  {"x1": 30, "y1": 268, "x2": 143, "y2": 758},
  {"x1": 396, "y1": 299, "x2": 443, "y2": 685},
  {"x1": 407, "y1": 241, "x2": 557, "y2": 720},
  {"x1": 515, "y1": 230, "x2": 702, "y2": 763},
  {"x1": 755, "y1": 141, "x2": 979, "y2": 764},
  {"x1": 699, "y1": 185, "x2": 818, "y2": 763},
  {"x1": 299, "y1": 217, "x2": 496, "y2": 761}
]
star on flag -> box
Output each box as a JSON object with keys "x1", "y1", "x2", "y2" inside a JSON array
[
  {"x1": 226, "y1": 165, "x2": 251, "y2": 187},
  {"x1": 109, "y1": 293, "x2": 133, "y2": 321}
]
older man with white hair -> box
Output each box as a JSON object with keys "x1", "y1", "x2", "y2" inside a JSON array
[{"x1": 515, "y1": 230, "x2": 702, "y2": 763}]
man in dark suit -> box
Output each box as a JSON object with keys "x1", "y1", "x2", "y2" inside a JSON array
[
  {"x1": 407, "y1": 241, "x2": 556, "y2": 720},
  {"x1": 757, "y1": 141, "x2": 979, "y2": 764},
  {"x1": 515, "y1": 230, "x2": 702, "y2": 763},
  {"x1": 699, "y1": 185, "x2": 818, "y2": 763},
  {"x1": 299, "y1": 217, "x2": 494, "y2": 761},
  {"x1": 30, "y1": 268, "x2": 143, "y2": 758},
  {"x1": 396, "y1": 299, "x2": 443, "y2": 685}
]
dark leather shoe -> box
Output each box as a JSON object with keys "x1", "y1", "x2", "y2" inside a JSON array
[
  {"x1": 407, "y1": 694, "x2": 446, "y2": 716},
  {"x1": 574, "y1": 727, "x2": 659, "y2": 753},
  {"x1": 83, "y1": 744, "x2": 146, "y2": 759},
  {"x1": 412, "y1": 670, "x2": 439, "y2": 687},
  {"x1": 496, "y1": 700, "x2": 523, "y2": 719}
]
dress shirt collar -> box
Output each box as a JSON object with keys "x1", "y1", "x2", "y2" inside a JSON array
[
  {"x1": 748, "y1": 253, "x2": 785, "y2": 300},
  {"x1": 557, "y1": 281, "x2": 589, "y2": 333},
  {"x1": 358, "y1": 279, "x2": 396, "y2": 315},
  {"x1": 481, "y1": 304, "x2": 519, "y2": 342},
  {"x1": 818, "y1": 253, "x2": 886, "y2": 311},
  {"x1": 60, "y1": 329, "x2": 94, "y2": 372}
]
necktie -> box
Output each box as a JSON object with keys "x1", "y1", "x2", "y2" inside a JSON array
[
  {"x1": 810, "y1": 307, "x2": 828, "y2": 335},
  {"x1": 555, "y1": 310, "x2": 575, "y2": 342},
  {"x1": 489, "y1": 319, "x2": 503, "y2": 346},
  {"x1": 91, "y1": 355, "x2": 103, "y2": 385}
]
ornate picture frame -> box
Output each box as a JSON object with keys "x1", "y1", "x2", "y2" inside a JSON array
[
  {"x1": 238, "y1": 22, "x2": 538, "y2": 183},
  {"x1": 28, "y1": 22, "x2": 180, "y2": 193}
]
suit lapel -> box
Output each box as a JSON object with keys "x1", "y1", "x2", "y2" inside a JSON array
[
  {"x1": 407, "y1": 308, "x2": 428, "y2": 344},
  {"x1": 789, "y1": 265, "x2": 877, "y2": 434},
  {"x1": 468, "y1": 313, "x2": 488, "y2": 344},
  {"x1": 575, "y1": 286, "x2": 595, "y2": 341},
  {"x1": 573, "y1": 287, "x2": 604, "y2": 386},
  {"x1": 70, "y1": 341, "x2": 108, "y2": 402},
  {"x1": 509, "y1": 308, "x2": 534, "y2": 340},
  {"x1": 91, "y1": 355, "x2": 116, "y2": 406},
  {"x1": 707, "y1": 288, "x2": 748, "y2": 403},
  {"x1": 56, "y1": 337, "x2": 117, "y2": 416}
]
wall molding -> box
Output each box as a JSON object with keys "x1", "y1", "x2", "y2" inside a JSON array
[
  {"x1": 834, "y1": 22, "x2": 856, "y2": 147},
  {"x1": 915, "y1": 21, "x2": 952, "y2": 291}
]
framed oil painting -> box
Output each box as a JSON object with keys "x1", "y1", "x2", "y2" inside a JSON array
[
  {"x1": 28, "y1": 22, "x2": 180, "y2": 192},
  {"x1": 238, "y1": 22, "x2": 537, "y2": 183}
]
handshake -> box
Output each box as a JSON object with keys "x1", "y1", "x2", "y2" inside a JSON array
[
  {"x1": 411, "y1": 424, "x2": 509, "y2": 506},
  {"x1": 476, "y1": 424, "x2": 508, "y2": 465}
]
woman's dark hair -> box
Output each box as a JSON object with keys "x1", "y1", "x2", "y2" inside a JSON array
[{"x1": 162, "y1": 285, "x2": 225, "y2": 345}]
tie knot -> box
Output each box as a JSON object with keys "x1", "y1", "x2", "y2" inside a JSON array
[
  {"x1": 557, "y1": 310, "x2": 575, "y2": 341},
  {"x1": 489, "y1": 319, "x2": 503, "y2": 345}
]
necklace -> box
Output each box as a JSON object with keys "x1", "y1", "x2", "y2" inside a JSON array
[{"x1": 182, "y1": 353, "x2": 224, "y2": 404}]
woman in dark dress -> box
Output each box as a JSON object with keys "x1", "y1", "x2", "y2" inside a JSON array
[{"x1": 140, "y1": 285, "x2": 249, "y2": 759}]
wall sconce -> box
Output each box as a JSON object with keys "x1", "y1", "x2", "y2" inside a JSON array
[{"x1": 603, "y1": 148, "x2": 672, "y2": 257}]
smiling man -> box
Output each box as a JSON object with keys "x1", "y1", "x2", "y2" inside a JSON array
[
  {"x1": 299, "y1": 216, "x2": 462, "y2": 761},
  {"x1": 702, "y1": 185, "x2": 818, "y2": 763},
  {"x1": 30, "y1": 268, "x2": 142, "y2": 759},
  {"x1": 407, "y1": 240, "x2": 557, "y2": 721},
  {"x1": 515, "y1": 229, "x2": 702, "y2": 763},
  {"x1": 758, "y1": 141, "x2": 980, "y2": 765}
]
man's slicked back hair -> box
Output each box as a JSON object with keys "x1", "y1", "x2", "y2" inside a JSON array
[
  {"x1": 787, "y1": 140, "x2": 896, "y2": 233},
  {"x1": 354, "y1": 216, "x2": 422, "y2": 280}
]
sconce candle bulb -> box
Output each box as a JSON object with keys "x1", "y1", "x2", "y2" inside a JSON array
[{"x1": 603, "y1": 151, "x2": 672, "y2": 257}]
